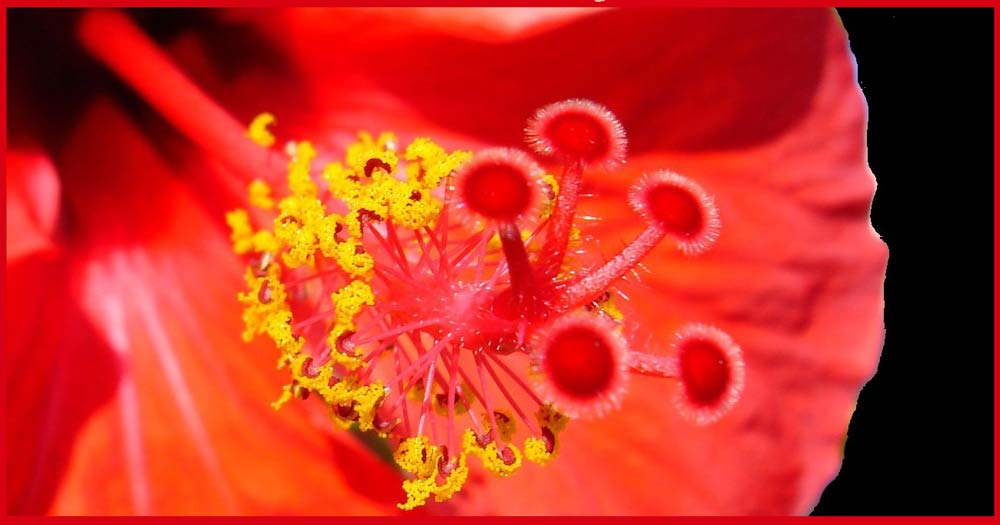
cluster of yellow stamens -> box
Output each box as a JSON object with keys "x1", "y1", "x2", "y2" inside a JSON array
[{"x1": 229, "y1": 114, "x2": 569, "y2": 509}]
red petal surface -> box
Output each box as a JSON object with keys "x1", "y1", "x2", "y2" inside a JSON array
[
  {"x1": 182, "y1": 9, "x2": 828, "y2": 158},
  {"x1": 6, "y1": 149, "x2": 61, "y2": 262},
  {"x1": 7, "y1": 98, "x2": 404, "y2": 515},
  {"x1": 452, "y1": 11, "x2": 887, "y2": 515},
  {"x1": 20, "y1": 7, "x2": 886, "y2": 515},
  {"x1": 6, "y1": 252, "x2": 121, "y2": 514},
  {"x1": 156, "y1": 7, "x2": 883, "y2": 515}
]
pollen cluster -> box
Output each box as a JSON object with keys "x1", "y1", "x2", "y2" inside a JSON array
[{"x1": 229, "y1": 102, "x2": 745, "y2": 509}]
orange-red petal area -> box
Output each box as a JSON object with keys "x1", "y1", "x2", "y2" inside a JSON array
[{"x1": 5, "y1": 99, "x2": 407, "y2": 515}]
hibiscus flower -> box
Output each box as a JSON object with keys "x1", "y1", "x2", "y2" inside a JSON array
[{"x1": 6, "y1": 7, "x2": 888, "y2": 515}]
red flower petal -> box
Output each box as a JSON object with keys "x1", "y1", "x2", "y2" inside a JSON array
[
  {"x1": 450, "y1": 10, "x2": 886, "y2": 515},
  {"x1": 194, "y1": 9, "x2": 829, "y2": 158},
  {"x1": 6, "y1": 252, "x2": 121, "y2": 515},
  {"x1": 9, "y1": 98, "x2": 405, "y2": 514},
  {"x1": 6, "y1": 148, "x2": 61, "y2": 262},
  {"x1": 45, "y1": 7, "x2": 887, "y2": 515}
]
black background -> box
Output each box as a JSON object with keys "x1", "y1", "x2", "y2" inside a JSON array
[{"x1": 812, "y1": 9, "x2": 994, "y2": 515}]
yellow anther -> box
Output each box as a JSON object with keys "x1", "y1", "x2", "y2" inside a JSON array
[
  {"x1": 247, "y1": 112, "x2": 276, "y2": 148},
  {"x1": 387, "y1": 180, "x2": 443, "y2": 230},
  {"x1": 316, "y1": 214, "x2": 344, "y2": 256},
  {"x1": 271, "y1": 389, "x2": 294, "y2": 410},
  {"x1": 237, "y1": 265, "x2": 290, "y2": 343},
  {"x1": 287, "y1": 141, "x2": 318, "y2": 198},
  {"x1": 346, "y1": 131, "x2": 399, "y2": 176},
  {"x1": 568, "y1": 225, "x2": 582, "y2": 249},
  {"x1": 332, "y1": 280, "x2": 375, "y2": 327},
  {"x1": 226, "y1": 209, "x2": 255, "y2": 255},
  {"x1": 273, "y1": 195, "x2": 327, "y2": 268},
  {"x1": 321, "y1": 162, "x2": 358, "y2": 200},
  {"x1": 596, "y1": 292, "x2": 624, "y2": 321},
  {"x1": 536, "y1": 404, "x2": 569, "y2": 434},
  {"x1": 404, "y1": 137, "x2": 471, "y2": 189},
  {"x1": 481, "y1": 409, "x2": 516, "y2": 442},
  {"x1": 462, "y1": 430, "x2": 521, "y2": 478},
  {"x1": 540, "y1": 173, "x2": 560, "y2": 219},
  {"x1": 397, "y1": 435, "x2": 471, "y2": 509},
  {"x1": 291, "y1": 140, "x2": 317, "y2": 166},
  {"x1": 330, "y1": 240, "x2": 375, "y2": 279},
  {"x1": 250, "y1": 230, "x2": 279, "y2": 254},
  {"x1": 524, "y1": 437, "x2": 555, "y2": 466},
  {"x1": 429, "y1": 456, "x2": 469, "y2": 502},
  {"x1": 263, "y1": 309, "x2": 305, "y2": 360},
  {"x1": 395, "y1": 436, "x2": 440, "y2": 479},
  {"x1": 461, "y1": 429, "x2": 522, "y2": 478},
  {"x1": 399, "y1": 477, "x2": 435, "y2": 511},
  {"x1": 432, "y1": 385, "x2": 470, "y2": 417},
  {"x1": 346, "y1": 380, "x2": 385, "y2": 432},
  {"x1": 542, "y1": 173, "x2": 560, "y2": 197},
  {"x1": 320, "y1": 378, "x2": 385, "y2": 431},
  {"x1": 248, "y1": 179, "x2": 275, "y2": 210},
  {"x1": 408, "y1": 380, "x2": 427, "y2": 403}
]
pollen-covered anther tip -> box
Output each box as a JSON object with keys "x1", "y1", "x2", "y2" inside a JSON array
[
  {"x1": 673, "y1": 323, "x2": 745, "y2": 426},
  {"x1": 450, "y1": 147, "x2": 546, "y2": 226},
  {"x1": 525, "y1": 98, "x2": 627, "y2": 168},
  {"x1": 530, "y1": 313, "x2": 630, "y2": 419},
  {"x1": 629, "y1": 170, "x2": 721, "y2": 255}
]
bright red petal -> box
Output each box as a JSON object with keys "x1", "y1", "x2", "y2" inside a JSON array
[{"x1": 13, "y1": 98, "x2": 405, "y2": 515}]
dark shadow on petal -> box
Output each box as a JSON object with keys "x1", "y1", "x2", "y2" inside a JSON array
[{"x1": 304, "y1": 8, "x2": 831, "y2": 154}]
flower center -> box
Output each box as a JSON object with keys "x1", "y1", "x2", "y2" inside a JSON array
[{"x1": 227, "y1": 101, "x2": 743, "y2": 510}]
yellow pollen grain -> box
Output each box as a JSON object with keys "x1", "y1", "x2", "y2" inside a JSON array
[
  {"x1": 237, "y1": 265, "x2": 292, "y2": 345},
  {"x1": 481, "y1": 409, "x2": 517, "y2": 442},
  {"x1": 247, "y1": 112, "x2": 276, "y2": 148},
  {"x1": 347, "y1": 131, "x2": 399, "y2": 176},
  {"x1": 524, "y1": 437, "x2": 554, "y2": 466},
  {"x1": 597, "y1": 292, "x2": 624, "y2": 321},
  {"x1": 404, "y1": 137, "x2": 471, "y2": 189},
  {"x1": 225, "y1": 209, "x2": 255, "y2": 255},
  {"x1": 273, "y1": 195, "x2": 327, "y2": 269},
  {"x1": 248, "y1": 179, "x2": 275, "y2": 210},
  {"x1": 394, "y1": 431, "x2": 477, "y2": 509},
  {"x1": 540, "y1": 173, "x2": 560, "y2": 219},
  {"x1": 462, "y1": 430, "x2": 522, "y2": 477},
  {"x1": 395, "y1": 436, "x2": 440, "y2": 479},
  {"x1": 536, "y1": 404, "x2": 570, "y2": 434}
]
